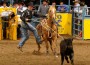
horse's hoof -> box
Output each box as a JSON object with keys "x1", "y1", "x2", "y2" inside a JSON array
[{"x1": 32, "y1": 50, "x2": 42, "y2": 55}]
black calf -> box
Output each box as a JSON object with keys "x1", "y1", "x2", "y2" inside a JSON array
[{"x1": 60, "y1": 38, "x2": 74, "y2": 65}]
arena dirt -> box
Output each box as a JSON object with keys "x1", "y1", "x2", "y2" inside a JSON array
[{"x1": 0, "y1": 36, "x2": 90, "y2": 65}]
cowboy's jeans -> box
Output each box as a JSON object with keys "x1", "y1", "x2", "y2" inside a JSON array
[{"x1": 18, "y1": 22, "x2": 41, "y2": 47}]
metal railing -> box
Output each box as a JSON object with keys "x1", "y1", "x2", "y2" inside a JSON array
[{"x1": 84, "y1": 7, "x2": 90, "y2": 16}]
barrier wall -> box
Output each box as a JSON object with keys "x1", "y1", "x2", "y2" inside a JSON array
[
  {"x1": 72, "y1": 7, "x2": 90, "y2": 40},
  {"x1": 0, "y1": 7, "x2": 18, "y2": 40},
  {"x1": 83, "y1": 19, "x2": 90, "y2": 39},
  {"x1": 56, "y1": 13, "x2": 72, "y2": 35}
]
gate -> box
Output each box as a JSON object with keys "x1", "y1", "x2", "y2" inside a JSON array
[{"x1": 73, "y1": 7, "x2": 90, "y2": 39}]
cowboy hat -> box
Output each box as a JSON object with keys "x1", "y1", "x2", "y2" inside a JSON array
[
  {"x1": 27, "y1": 2, "x2": 34, "y2": 7},
  {"x1": 73, "y1": 0, "x2": 80, "y2": 3}
]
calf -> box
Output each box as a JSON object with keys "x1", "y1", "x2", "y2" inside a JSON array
[{"x1": 60, "y1": 38, "x2": 74, "y2": 65}]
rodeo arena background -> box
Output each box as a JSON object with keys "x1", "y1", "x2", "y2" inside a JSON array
[{"x1": 0, "y1": 0, "x2": 90, "y2": 65}]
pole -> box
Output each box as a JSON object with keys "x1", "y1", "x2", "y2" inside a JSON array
[
  {"x1": 40, "y1": 0, "x2": 42, "y2": 5},
  {"x1": 68, "y1": 0, "x2": 70, "y2": 11}
]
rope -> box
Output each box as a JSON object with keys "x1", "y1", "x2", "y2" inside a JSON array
[{"x1": 24, "y1": 18, "x2": 64, "y2": 40}]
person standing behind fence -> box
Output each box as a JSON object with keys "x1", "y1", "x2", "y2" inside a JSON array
[
  {"x1": 57, "y1": 1, "x2": 69, "y2": 12},
  {"x1": 17, "y1": 2, "x2": 42, "y2": 52},
  {"x1": 73, "y1": 0, "x2": 80, "y2": 13},
  {"x1": 17, "y1": 2, "x2": 27, "y2": 15},
  {"x1": 13, "y1": 2, "x2": 19, "y2": 9},
  {"x1": 51, "y1": 1, "x2": 56, "y2": 8},
  {"x1": 37, "y1": 0, "x2": 49, "y2": 17},
  {"x1": 79, "y1": 2, "x2": 88, "y2": 15}
]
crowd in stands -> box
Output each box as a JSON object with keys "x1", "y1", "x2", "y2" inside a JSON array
[{"x1": 0, "y1": 0, "x2": 89, "y2": 16}]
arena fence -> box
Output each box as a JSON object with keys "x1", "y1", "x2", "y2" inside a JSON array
[{"x1": 0, "y1": 5, "x2": 90, "y2": 40}]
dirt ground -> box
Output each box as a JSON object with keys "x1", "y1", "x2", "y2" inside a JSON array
[{"x1": 0, "y1": 36, "x2": 90, "y2": 65}]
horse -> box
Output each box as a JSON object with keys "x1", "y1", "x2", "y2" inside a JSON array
[{"x1": 36, "y1": 6, "x2": 58, "y2": 56}]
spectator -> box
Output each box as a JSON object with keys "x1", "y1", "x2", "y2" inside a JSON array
[
  {"x1": 37, "y1": 0, "x2": 49, "y2": 17},
  {"x1": 17, "y1": 3, "x2": 27, "y2": 15},
  {"x1": 73, "y1": 0, "x2": 80, "y2": 13},
  {"x1": 0, "y1": 2, "x2": 8, "y2": 8},
  {"x1": 13, "y1": 2, "x2": 19, "y2": 9},
  {"x1": 73, "y1": 0, "x2": 88, "y2": 14},
  {"x1": 80, "y1": 2, "x2": 89, "y2": 15},
  {"x1": 51, "y1": 1, "x2": 56, "y2": 8},
  {"x1": 57, "y1": 1, "x2": 69, "y2": 12}
]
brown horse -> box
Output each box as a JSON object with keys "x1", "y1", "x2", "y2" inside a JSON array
[{"x1": 36, "y1": 6, "x2": 58, "y2": 56}]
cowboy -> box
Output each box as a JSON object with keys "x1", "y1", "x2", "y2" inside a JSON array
[{"x1": 17, "y1": 2, "x2": 42, "y2": 51}]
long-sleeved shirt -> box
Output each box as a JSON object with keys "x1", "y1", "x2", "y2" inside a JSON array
[
  {"x1": 38, "y1": 4, "x2": 49, "y2": 16},
  {"x1": 74, "y1": 4, "x2": 80, "y2": 12},
  {"x1": 57, "y1": 4, "x2": 69, "y2": 12},
  {"x1": 20, "y1": 9, "x2": 32, "y2": 23}
]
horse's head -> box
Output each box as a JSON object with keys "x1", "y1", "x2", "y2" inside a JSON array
[{"x1": 48, "y1": 6, "x2": 56, "y2": 19}]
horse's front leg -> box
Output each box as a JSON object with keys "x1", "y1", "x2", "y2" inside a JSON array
[
  {"x1": 52, "y1": 40, "x2": 56, "y2": 55},
  {"x1": 51, "y1": 37, "x2": 58, "y2": 57},
  {"x1": 45, "y1": 40, "x2": 49, "y2": 55}
]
